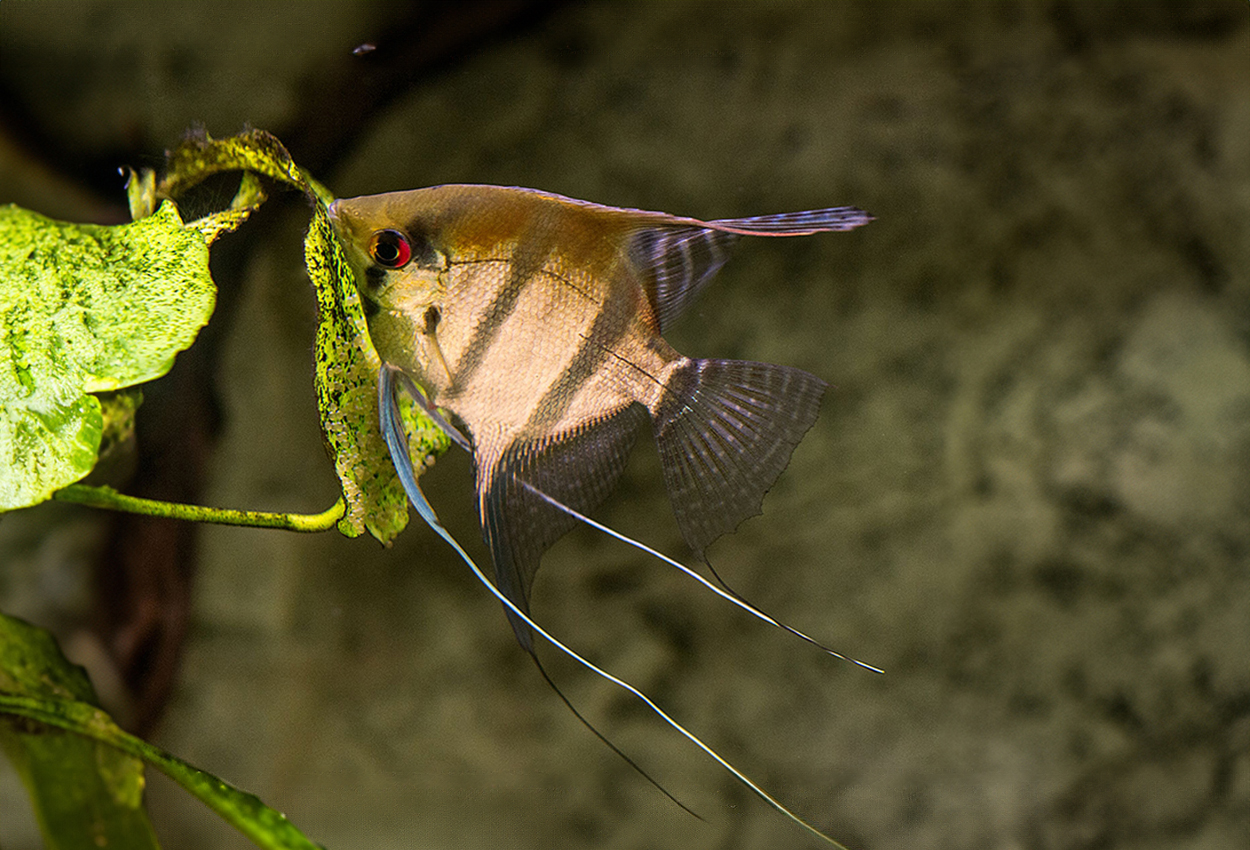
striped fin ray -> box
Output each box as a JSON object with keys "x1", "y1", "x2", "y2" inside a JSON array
[
  {"x1": 631, "y1": 206, "x2": 872, "y2": 331},
  {"x1": 482, "y1": 406, "x2": 648, "y2": 651},
  {"x1": 379, "y1": 365, "x2": 850, "y2": 848},
  {"x1": 651, "y1": 359, "x2": 827, "y2": 558},
  {"x1": 705, "y1": 206, "x2": 874, "y2": 235},
  {"x1": 630, "y1": 226, "x2": 736, "y2": 332}
]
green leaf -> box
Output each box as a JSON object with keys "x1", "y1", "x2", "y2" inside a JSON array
[
  {"x1": 0, "y1": 614, "x2": 159, "y2": 850},
  {"x1": 0, "y1": 613, "x2": 324, "y2": 850},
  {"x1": 0, "y1": 202, "x2": 216, "y2": 510}
]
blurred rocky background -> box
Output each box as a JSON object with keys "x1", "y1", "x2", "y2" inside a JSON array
[{"x1": 1, "y1": 2, "x2": 1247, "y2": 849}]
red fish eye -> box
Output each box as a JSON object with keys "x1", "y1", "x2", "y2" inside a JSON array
[{"x1": 369, "y1": 229, "x2": 412, "y2": 268}]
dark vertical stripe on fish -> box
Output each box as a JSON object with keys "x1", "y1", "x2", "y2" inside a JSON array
[
  {"x1": 523, "y1": 268, "x2": 636, "y2": 435},
  {"x1": 449, "y1": 243, "x2": 552, "y2": 395}
]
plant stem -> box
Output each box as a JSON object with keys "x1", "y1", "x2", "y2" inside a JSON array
[{"x1": 53, "y1": 484, "x2": 344, "y2": 532}]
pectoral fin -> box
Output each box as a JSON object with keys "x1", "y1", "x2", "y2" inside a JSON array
[{"x1": 389, "y1": 366, "x2": 471, "y2": 452}]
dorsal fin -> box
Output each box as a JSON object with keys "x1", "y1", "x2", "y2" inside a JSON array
[
  {"x1": 630, "y1": 206, "x2": 873, "y2": 331},
  {"x1": 630, "y1": 226, "x2": 737, "y2": 331}
]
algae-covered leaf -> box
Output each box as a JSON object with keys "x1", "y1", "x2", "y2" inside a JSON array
[
  {"x1": 97, "y1": 387, "x2": 143, "y2": 459},
  {"x1": 160, "y1": 128, "x2": 448, "y2": 542},
  {"x1": 0, "y1": 390, "x2": 103, "y2": 512},
  {"x1": 0, "y1": 614, "x2": 159, "y2": 850},
  {"x1": 157, "y1": 128, "x2": 334, "y2": 212},
  {"x1": 0, "y1": 203, "x2": 212, "y2": 392},
  {"x1": 159, "y1": 128, "x2": 307, "y2": 199},
  {"x1": 305, "y1": 201, "x2": 415, "y2": 541},
  {"x1": 0, "y1": 202, "x2": 215, "y2": 509}
]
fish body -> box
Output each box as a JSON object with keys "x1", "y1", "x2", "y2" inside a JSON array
[{"x1": 329, "y1": 185, "x2": 871, "y2": 649}]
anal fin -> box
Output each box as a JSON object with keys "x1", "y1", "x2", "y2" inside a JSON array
[{"x1": 481, "y1": 404, "x2": 648, "y2": 652}]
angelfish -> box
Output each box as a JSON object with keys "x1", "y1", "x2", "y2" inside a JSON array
[{"x1": 328, "y1": 185, "x2": 873, "y2": 844}]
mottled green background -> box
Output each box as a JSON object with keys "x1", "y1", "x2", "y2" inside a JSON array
[{"x1": 1, "y1": 2, "x2": 1247, "y2": 849}]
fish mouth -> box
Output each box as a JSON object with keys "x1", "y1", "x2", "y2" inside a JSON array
[
  {"x1": 324, "y1": 200, "x2": 366, "y2": 270},
  {"x1": 325, "y1": 200, "x2": 347, "y2": 247},
  {"x1": 325, "y1": 199, "x2": 344, "y2": 230},
  {"x1": 325, "y1": 199, "x2": 356, "y2": 243}
]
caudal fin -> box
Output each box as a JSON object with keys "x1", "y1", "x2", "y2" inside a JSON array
[{"x1": 650, "y1": 358, "x2": 826, "y2": 558}]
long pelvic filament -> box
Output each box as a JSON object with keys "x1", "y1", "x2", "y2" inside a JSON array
[{"x1": 517, "y1": 480, "x2": 882, "y2": 674}]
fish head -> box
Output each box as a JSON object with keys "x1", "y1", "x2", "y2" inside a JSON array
[
  {"x1": 328, "y1": 192, "x2": 453, "y2": 388},
  {"x1": 328, "y1": 193, "x2": 450, "y2": 313}
]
